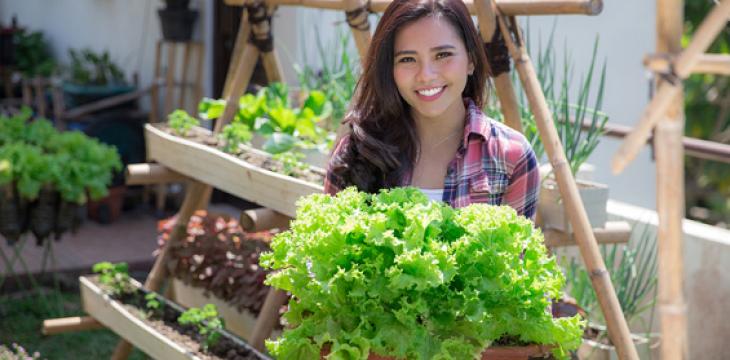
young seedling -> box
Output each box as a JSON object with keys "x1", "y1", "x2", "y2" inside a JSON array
[
  {"x1": 168, "y1": 109, "x2": 200, "y2": 137},
  {"x1": 219, "y1": 122, "x2": 253, "y2": 154},
  {"x1": 145, "y1": 292, "x2": 162, "y2": 318},
  {"x1": 92, "y1": 261, "x2": 134, "y2": 296},
  {"x1": 272, "y1": 151, "x2": 307, "y2": 177},
  {"x1": 178, "y1": 304, "x2": 225, "y2": 352}
]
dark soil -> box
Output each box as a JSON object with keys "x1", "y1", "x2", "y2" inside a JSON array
[
  {"x1": 92, "y1": 278, "x2": 270, "y2": 360},
  {"x1": 157, "y1": 124, "x2": 325, "y2": 185}
]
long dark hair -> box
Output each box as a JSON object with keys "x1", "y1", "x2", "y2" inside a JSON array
[{"x1": 329, "y1": 0, "x2": 489, "y2": 193}]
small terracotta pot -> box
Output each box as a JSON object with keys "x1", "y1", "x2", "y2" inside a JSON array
[
  {"x1": 87, "y1": 185, "x2": 126, "y2": 224},
  {"x1": 321, "y1": 344, "x2": 553, "y2": 360}
]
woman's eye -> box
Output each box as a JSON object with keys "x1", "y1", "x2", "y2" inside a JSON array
[
  {"x1": 436, "y1": 52, "x2": 453, "y2": 60},
  {"x1": 397, "y1": 57, "x2": 415, "y2": 63}
]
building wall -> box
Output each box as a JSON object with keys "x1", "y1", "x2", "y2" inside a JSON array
[{"x1": 0, "y1": 0, "x2": 664, "y2": 210}]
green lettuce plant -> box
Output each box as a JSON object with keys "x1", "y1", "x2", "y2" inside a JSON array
[
  {"x1": 219, "y1": 122, "x2": 252, "y2": 154},
  {"x1": 178, "y1": 304, "x2": 225, "y2": 352},
  {"x1": 92, "y1": 261, "x2": 134, "y2": 296},
  {"x1": 260, "y1": 187, "x2": 584, "y2": 360},
  {"x1": 167, "y1": 109, "x2": 200, "y2": 137}
]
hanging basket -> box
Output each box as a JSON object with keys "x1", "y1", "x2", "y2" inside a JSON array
[{"x1": 158, "y1": 8, "x2": 198, "y2": 42}]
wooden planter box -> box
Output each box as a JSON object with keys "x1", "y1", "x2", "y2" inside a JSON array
[
  {"x1": 538, "y1": 178, "x2": 609, "y2": 232},
  {"x1": 169, "y1": 278, "x2": 259, "y2": 341},
  {"x1": 145, "y1": 124, "x2": 324, "y2": 217},
  {"x1": 79, "y1": 276, "x2": 271, "y2": 360},
  {"x1": 577, "y1": 324, "x2": 656, "y2": 360}
]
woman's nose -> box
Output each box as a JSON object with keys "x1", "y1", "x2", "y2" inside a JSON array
[{"x1": 416, "y1": 61, "x2": 437, "y2": 82}]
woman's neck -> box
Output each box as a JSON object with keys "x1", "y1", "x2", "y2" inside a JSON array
[{"x1": 412, "y1": 101, "x2": 467, "y2": 147}]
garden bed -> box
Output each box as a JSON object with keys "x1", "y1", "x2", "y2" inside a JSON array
[
  {"x1": 79, "y1": 275, "x2": 271, "y2": 360},
  {"x1": 145, "y1": 124, "x2": 324, "y2": 217}
]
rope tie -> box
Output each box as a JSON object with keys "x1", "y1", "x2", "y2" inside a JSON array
[
  {"x1": 345, "y1": 0, "x2": 371, "y2": 32},
  {"x1": 247, "y1": 1, "x2": 274, "y2": 53},
  {"x1": 483, "y1": 29, "x2": 511, "y2": 77}
]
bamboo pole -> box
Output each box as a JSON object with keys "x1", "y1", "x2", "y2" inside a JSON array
[
  {"x1": 344, "y1": 0, "x2": 372, "y2": 60},
  {"x1": 111, "y1": 181, "x2": 211, "y2": 360},
  {"x1": 496, "y1": 14, "x2": 639, "y2": 360},
  {"x1": 225, "y1": 9, "x2": 251, "y2": 98},
  {"x1": 194, "y1": 42, "x2": 205, "y2": 113},
  {"x1": 612, "y1": 0, "x2": 730, "y2": 174},
  {"x1": 125, "y1": 163, "x2": 188, "y2": 185},
  {"x1": 33, "y1": 77, "x2": 46, "y2": 118},
  {"x1": 655, "y1": 0, "x2": 688, "y2": 358},
  {"x1": 543, "y1": 221, "x2": 631, "y2": 248},
  {"x1": 239, "y1": 208, "x2": 291, "y2": 232},
  {"x1": 249, "y1": 289, "x2": 289, "y2": 351},
  {"x1": 645, "y1": 53, "x2": 730, "y2": 76},
  {"x1": 224, "y1": 0, "x2": 603, "y2": 16},
  {"x1": 475, "y1": 0, "x2": 523, "y2": 133},
  {"x1": 262, "y1": 50, "x2": 285, "y2": 83},
  {"x1": 42, "y1": 316, "x2": 104, "y2": 335},
  {"x1": 214, "y1": 42, "x2": 261, "y2": 133},
  {"x1": 178, "y1": 43, "x2": 192, "y2": 110}
]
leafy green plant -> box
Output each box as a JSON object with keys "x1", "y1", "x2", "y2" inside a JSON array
[
  {"x1": 13, "y1": 29, "x2": 56, "y2": 77},
  {"x1": 92, "y1": 261, "x2": 135, "y2": 296},
  {"x1": 260, "y1": 187, "x2": 584, "y2": 360},
  {"x1": 167, "y1": 109, "x2": 200, "y2": 137},
  {"x1": 178, "y1": 304, "x2": 225, "y2": 352},
  {"x1": 294, "y1": 25, "x2": 359, "y2": 129},
  {"x1": 271, "y1": 151, "x2": 307, "y2": 177},
  {"x1": 198, "y1": 82, "x2": 334, "y2": 154},
  {"x1": 145, "y1": 292, "x2": 162, "y2": 317},
  {"x1": 67, "y1": 48, "x2": 125, "y2": 86},
  {"x1": 219, "y1": 122, "x2": 252, "y2": 154}
]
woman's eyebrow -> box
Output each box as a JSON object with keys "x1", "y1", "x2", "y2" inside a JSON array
[{"x1": 394, "y1": 45, "x2": 457, "y2": 57}]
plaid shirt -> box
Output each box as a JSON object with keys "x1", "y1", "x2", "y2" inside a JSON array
[{"x1": 325, "y1": 99, "x2": 539, "y2": 220}]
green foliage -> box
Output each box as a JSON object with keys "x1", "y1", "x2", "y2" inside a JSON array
[
  {"x1": 178, "y1": 304, "x2": 225, "y2": 352},
  {"x1": 198, "y1": 82, "x2": 334, "y2": 154},
  {"x1": 219, "y1": 122, "x2": 252, "y2": 154},
  {"x1": 0, "y1": 343, "x2": 41, "y2": 360},
  {"x1": 683, "y1": 2, "x2": 730, "y2": 225},
  {"x1": 294, "y1": 25, "x2": 359, "y2": 129},
  {"x1": 272, "y1": 151, "x2": 307, "y2": 177},
  {"x1": 0, "y1": 110, "x2": 122, "y2": 203},
  {"x1": 167, "y1": 109, "x2": 200, "y2": 137},
  {"x1": 67, "y1": 48, "x2": 125, "y2": 86},
  {"x1": 260, "y1": 187, "x2": 584, "y2": 360},
  {"x1": 13, "y1": 29, "x2": 56, "y2": 77},
  {"x1": 92, "y1": 261, "x2": 134, "y2": 297},
  {"x1": 144, "y1": 292, "x2": 162, "y2": 318},
  {"x1": 562, "y1": 226, "x2": 658, "y2": 333}
]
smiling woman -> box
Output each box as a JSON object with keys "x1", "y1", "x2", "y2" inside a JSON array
[{"x1": 325, "y1": 0, "x2": 539, "y2": 220}]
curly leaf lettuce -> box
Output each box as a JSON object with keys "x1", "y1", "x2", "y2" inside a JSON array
[{"x1": 261, "y1": 187, "x2": 584, "y2": 359}]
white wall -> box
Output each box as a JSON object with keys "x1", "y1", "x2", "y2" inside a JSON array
[{"x1": 1, "y1": 0, "x2": 661, "y2": 211}]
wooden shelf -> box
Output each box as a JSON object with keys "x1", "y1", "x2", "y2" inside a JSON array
[
  {"x1": 542, "y1": 221, "x2": 631, "y2": 248},
  {"x1": 145, "y1": 124, "x2": 323, "y2": 217}
]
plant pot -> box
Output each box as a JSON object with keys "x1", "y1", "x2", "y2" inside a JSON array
[
  {"x1": 320, "y1": 344, "x2": 553, "y2": 360},
  {"x1": 0, "y1": 183, "x2": 22, "y2": 245},
  {"x1": 86, "y1": 185, "x2": 126, "y2": 224},
  {"x1": 538, "y1": 178, "x2": 609, "y2": 233},
  {"x1": 165, "y1": 0, "x2": 191, "y2": 10},
  {"x1": 79, "y1": 275, "x2": 272, "y2": 360},
  {"x1": 578, "y1": 324, "x2": 657, "y2": 360},
  {"x1": 0, "y1": 28, "x2": 17, "y2": 66},
  {"x1": 158, "y1": 8, "x2": 199, "y2": 42},
  {"x1": 29, "y1": 185, "x2": 59, "y2": 245}
]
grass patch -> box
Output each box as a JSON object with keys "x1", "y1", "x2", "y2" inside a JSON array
[{"x1": 0, "y1": 287, "x2": 147, "y2": 359}]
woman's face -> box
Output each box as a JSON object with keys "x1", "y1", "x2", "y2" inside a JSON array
[{"x1": 393, "y1": 15, "x2": 474, "y2": 123}]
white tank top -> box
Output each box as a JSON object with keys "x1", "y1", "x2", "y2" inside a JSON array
[{"x1": 419, "y1": 188, "x2": 444, "y2": 202}]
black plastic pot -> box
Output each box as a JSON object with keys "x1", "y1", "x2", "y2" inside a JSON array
[
  {"x1": 164, "y1": 0, "x2": 191, "y2": 10},
  {"x1": 158, "y1": 8, "x2": 198, "y2": 42}
]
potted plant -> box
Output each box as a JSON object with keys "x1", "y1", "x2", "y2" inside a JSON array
[
  {"x1": 62, "y1": 48, "x2": 134, "y2": 108},
  {"x1": 561, "y1": 226, "x2": 659, "y2": 359},
  {"x1": 529, "y1": 39, "x2": 609, "y2": 233},
  {"x1": 259, "y1": 187, "x2": 585, "y2": 359},
  {"x1": 81, "y1": 261, "x2": 272, "y2": 360},
  {"x1": 13, "y1": 28, "x2": 56, "y2": 78},
  {"x1": 157, "y1": 0, "x2": 199, "y2": 42}
]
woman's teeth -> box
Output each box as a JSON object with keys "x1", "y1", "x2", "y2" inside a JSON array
[{"x1": 417, "y1": 86, "x2": 444, "y2": 96}]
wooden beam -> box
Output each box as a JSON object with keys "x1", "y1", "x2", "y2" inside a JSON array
[
  {"x1": 224, "y1": 0, "x2": 603, "y2": 15},
  {"x1": 496, "y1": 13, "x2": 639, "y2": 360},
  {"x1": 239, "y1": 208, "x2": 291, "y2": 232},
  {"x1": 645, "y1": 53, "x2": 730, "y2": 76},
  {"x1": 249, "y1": 289, "x2": 289, "y2": 351},
  {"x1": 543, "y1": 221, "x2": 631, "y2": 247},
  {"x1": 63, "y1": 83, "x2": 159, "y2": 120},
  {"x1": 125, "y1": 163, "x2": 188, "y2": 185},
  {"x1": 612, "y1": 0, "x2": 730, "y2": 174},
  {"x1": 42, "y1": 316, "x2": 104, "y2": 335}
]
